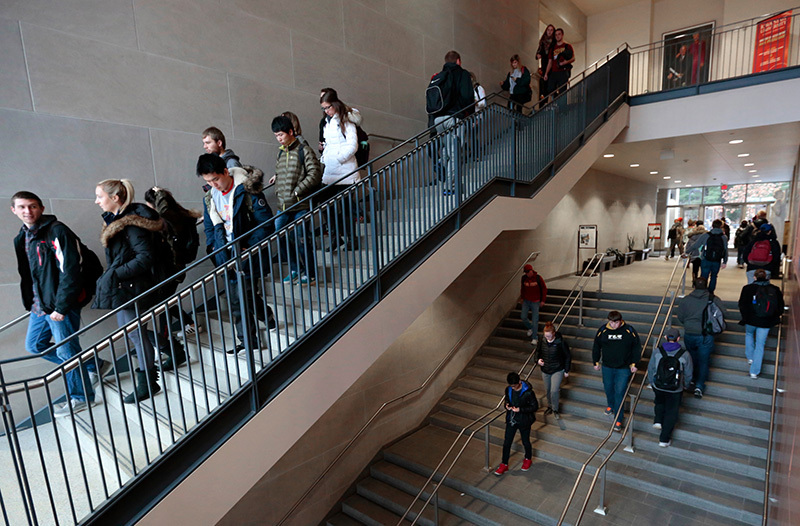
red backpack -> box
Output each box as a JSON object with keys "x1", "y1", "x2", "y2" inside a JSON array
[{"x1": 748, "y1": 240, "x2": 773, "y2": 266}]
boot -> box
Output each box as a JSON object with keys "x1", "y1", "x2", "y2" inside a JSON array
[
  {"x1": 160, "y1": 340, "x2": 187, "y2": 371},
  {"x1": 123, "y1": 368, "x2": 161, "y2": 404}
]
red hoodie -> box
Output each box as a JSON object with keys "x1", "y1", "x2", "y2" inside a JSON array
[{"x1": 520, "y1": 272, "x2": 547, "y2": 303}]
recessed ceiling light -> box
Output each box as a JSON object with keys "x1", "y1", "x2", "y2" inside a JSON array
[
  {"x1": 754, "y1": 179, "x2": 762, "y2": 182},
  {"x1": 685, "y1": 184, "x2": 692, "y2": 187},
  {"x1": 663, "y1": 176, "x2": 671, "y2": 179},
  {"x1": 674, "y1": 180, "x2": 682, "y2": 183},
  {"x1": 749, "y1": 169, "x2": 757, "y2": 173},
  {"x1": 729, "y1": 139, "x2": 743, "y2": 144},
  {"x1": 603, "y1": 153, "x2": 614, "y2": 158},
  {"x1": 752, "y1": 174, "x2": 760, "y2": 177},
  {"x1": 738, "y1": 153, "x2": 750, "y2": 157},
  {"x1": 650, "y1": 171, "x2": 658, "y2": 175},
  {"x1": 630, "y1": 163, "x2": 640, "y2": 167},
  {"x1": 744, "y1": 163, "x2": 754, "y2": 167}
]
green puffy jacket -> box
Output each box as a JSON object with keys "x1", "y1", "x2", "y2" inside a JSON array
[{"x1": 275, "y1": 138, "x2": 322, "y2": 212}]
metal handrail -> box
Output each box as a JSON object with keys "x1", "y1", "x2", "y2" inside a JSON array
[
  {"x1": 628, "y1": 6, "x2": 799, "y2": 53},
  {"x1": 0, "y1": 313, "x2": 28, "y2": 335},
  {"x1": 398, "y1": 253, "x2": 608, "y2": 525},
  {"x1": 276, "y1": 251, "x2": 540, "y2": 525},
  {"x1": 762, "y1": 256, "x2": 789, "y2": 525},
  {"x1": 557, "y1": 255, "x2": 689, "y2": 525},
  {"x1": 552, "y1": 253, "x2": 607, "y2": 329}
]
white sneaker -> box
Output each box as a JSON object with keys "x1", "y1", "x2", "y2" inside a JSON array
[
  {"x1": 750, "y1": 373, "x2": 758, "y2": 379},
  {"x1": 747, "y1": 359, "x2": 753, "y2": 365},
  {"x1": 658, "y1": 440, "x2": 671, "y2": 448},
  {"x1": 526, "y1": 329, "x2": 533, "y2": 337},
  {"x1": 653, "y1": 423, "x2": 662, "y2": 429},
  {"x1": 53, "y1": 399, "x2": 96, "y2": 418},
  {"x1": 531, "y1": 338, "x2": 538, "y2": 346}
]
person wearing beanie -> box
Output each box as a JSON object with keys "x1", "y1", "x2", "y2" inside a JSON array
[
  {"x1": 738, "y1": 269, "x2": 784, "y2": 378},
  {"x1": 648, "y1": 327, "x2": 693, "y2": 447},
  {"x1": 518, "y1": 264, "x2": 547, "y2": 344}
]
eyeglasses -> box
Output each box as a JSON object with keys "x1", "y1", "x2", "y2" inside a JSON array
[{"x1": 321, "y1": 105, "x2": 332, "y2": 111}]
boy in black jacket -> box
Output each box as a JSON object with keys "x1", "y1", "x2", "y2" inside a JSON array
[
  {"x1": 592, "y1": 311, "x2": 642, "y2": 431},
  {"x1": 12, "y1": 191, "x2": 103, "y2": 417},
  {"x1": 494, "y1": 372, "x2": 538, "y2": 475}
]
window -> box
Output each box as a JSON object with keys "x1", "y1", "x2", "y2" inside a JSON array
[
  {"x1": 678, "y1": 187, "x2": 703, "y2": 205},
  {"x1": 747, "y1": 182, "x2": 790, "y2": 203}
]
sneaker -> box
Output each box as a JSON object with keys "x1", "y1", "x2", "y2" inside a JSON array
[
  {"x1": 613, "y1": 422, "x2": 622, "y2": 432},
  {"x1": 544, "y1": 407, "x2": 553, "y2": 416},
  {"x1": 282, "y1": 271, "x2": 299, "y2": 284},
  {"x1": 494, "y1": 463, "x2": 509, "y2": 476},
  {"x1": 300, "y1": 274, "x2": 316, "y2": 285},
  {"x1": 226, "y1": 343, "x2": 245, "y2": 356},
  {"x1": 90, "y1": 359, "x2": 114, "y2": 386},
  {"x1": 653, "y1": 423, "x2": 662, "y2": 430},
  {"x1": 659, "y1": 440, "x2": 671, "y2": 448},
  {"x1": 553, "y1": 410, "x2": 560, "y2": 420},
  {"x1": 604, "y1": 406, "x2": 613, "y2": 416},
  {"x1": 750, "y1": 373, "x2": 759, "y2": 379},
  {"x1": 530, "y1": 338, "x2": 538, "y2": 346},
  {"x1": 747, "y1": 359, "x2": 753, "y2": 365},
  {"x1": 694, "y1": 388, "x2": 703, "y2": 399},
  {"x1": 521, "y1": 458, "x2": 532, "y2": 471},
  {"x1": 526, "y1": 329, "x2": 533, "y2": 337},
  {"x1": 53, "y1": 399, "x2": 95, "y2": 418}
]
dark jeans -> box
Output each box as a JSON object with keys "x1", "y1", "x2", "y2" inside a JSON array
[
  {"x1": 548, "y1": 70, "x2": 570, "y2": 97},
  {"x1": 653, "y1": 389, "x2": 683, "y2": 442},
  {"x1": 683, "y1": 333, "x2": 714, "y2": 391},
  {"x1": 691, "y1": 258, "x2": 701, "y2": 280},
  {"x1": 228, "y1": 278, "x2": 266, "y2": 346},
  {"x1": 275, "y1": 209, "x2": 316, "y2": 278},
  {"x1": 318, "y1": 184, "x2": 357, "y2": 247},
  {"x1": 700, "y1": 259, "x2": 721, "y2": 293},
  {"x1": 737, "y1": 247, "x2": 746, "y2": 265},
  {"x1": 669, "y1": 239, "x2": 683, "y2": 257},
  {"x1": 501, "y1": 423, "x2": 532, "y2": 464},
  {"x1": 602, "y1": 366, "x2": 631, "y2": 424}
]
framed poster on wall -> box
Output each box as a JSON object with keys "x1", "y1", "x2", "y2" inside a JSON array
[
  {"x1": 753, "y1": 10, "x2": 793, "y2": 73},
  {"x1": 648, "y1": 223, "x2": 662, "y2": 240},
  {"x1": 662, "y1": 22, "x2": 714, "y2": 89},
  {"x1": 579, "y1": 225, "x2": 597, "y2": 249}
]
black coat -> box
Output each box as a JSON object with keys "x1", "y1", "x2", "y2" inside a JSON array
[
  {"x1": 504, "y1": 380, "x2": 537, "y2": 428},
  {"x1": 743, "y1": 231, "x2": 781, "y2": 275},
  {"x1": 92, "y1": 203, "x2": 166, "y2": 311},
  {"x1": 738, "y1": 281, "x2": 784, "y2": 328},
  {"x1": 535, "y1": 332, "x2": 571, "y2": 374},
  {"x1": 14, "y1": 215, "x2": 87, "y2": 314}
]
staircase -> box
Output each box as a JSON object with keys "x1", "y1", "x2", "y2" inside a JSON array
[{"x1": 326, "y1": 288, "x2": 773, "y2": 526}]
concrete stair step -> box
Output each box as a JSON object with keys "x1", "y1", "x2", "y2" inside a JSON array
[{"x1": 355, "y1": 477, "x2": 462, "y2": 525}]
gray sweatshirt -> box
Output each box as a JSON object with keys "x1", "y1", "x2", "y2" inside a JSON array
[
  {"x1": 685, "y1": 227, "x2": 729, "y2": 264},
  {"x1": 676, "y1": 289, "x2": 727, "y2": 335},
  {"x1": 648, "y1": 340, "x2": 694, "y2": 392}
]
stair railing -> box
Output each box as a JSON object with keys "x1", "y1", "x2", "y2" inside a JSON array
[
  {"x1": 0, "y1": 313, "x2": 28, "y2": 335},
  {"x1": 557, "y1": 255, "x2": 690, "y2": 525},
  {"x1": 552, "y1": 252, "x2": 608, "y2": 329},
  {"x1": 762, "y1": 255, "x2": 789, "y2": 525},
  {"x1": 0, "y1": 45, "x2": 632, "y2": 526},
  {"x1": 276, "y1": 251, "x2": 540, "y2": 525},
  {"x1": 397, "y1": 251, "x2": 608, "y2": 525}
]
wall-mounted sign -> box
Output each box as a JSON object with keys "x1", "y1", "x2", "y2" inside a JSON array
[
  {"x1": 648, "y1": 223, "x2": 662, "y2": 240},
  {"x1": 579, "y1": 225, "x2": 597, "y2": 249},
  {"x1": 753, "y1": 10, "x2": 793, "y2": 73}
]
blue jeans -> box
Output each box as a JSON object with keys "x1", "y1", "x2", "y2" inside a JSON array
[
  {"x1": 433, "y1": 115, "x2": 461, "y2": 191},
  {"x1": 25, "y1": 309, "x2": 94, "y2": 402},
  {"x1": 275, "y1": 209, "x2": 316, "y2": 278},
  {"x1": 700, "y1": 259, "x2": 721, "y2": 293},
  {"x1": 683, "y1": 332, "x2": 714, "y2": 391},
  {"x1": 521, "y1": 300, "x2": 540, "y2": 335},
  {"x1": 745, "y1": 325, "x2": 770, "y2": 376},
  {"x1": 601, "y1": 366, "x2": 631, "y2": 424}
]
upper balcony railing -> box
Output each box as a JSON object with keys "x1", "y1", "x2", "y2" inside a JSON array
[{"x1": 627, "y1": 7, "x2": 800, "y2": 97}]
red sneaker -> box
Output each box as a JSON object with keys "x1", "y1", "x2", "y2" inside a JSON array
[
  {"x1": 494, "y1": 463, "x2": 509, "y2": 476},
  {"x1": 521, "y1": 458, "x2": 532, "y2": 471},
  {"x1": 613, "y1": 422, "x2": 622, "y2": 432}
]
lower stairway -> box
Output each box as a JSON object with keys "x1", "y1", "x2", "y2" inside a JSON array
[{"x1": 326, "y1": 288, "x2": 774, "y2": 526}]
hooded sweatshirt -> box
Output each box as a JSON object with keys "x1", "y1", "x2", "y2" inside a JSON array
[
  {"x1": 738, "y1": 279, "x2": 784, "y2": 328},
  {"x1": 592, "y1": 321, "x2": 641, "y2": 369},
  {"x1": 676, "y1": 288, "x2": 726, "y2": 335},
  {"x1": 684, "y1": 224, "x2": 707, "y2": 258},
  {"x1": 647, "y1": 340, "x2": 693, "y2": 393},
  {"x1": 685, "y1": 227, "x2": 728, "y2": 264}
]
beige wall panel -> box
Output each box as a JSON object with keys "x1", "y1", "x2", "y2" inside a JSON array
[
  {"x1": 454, "y1": 12, "x2": 516, "y2": 73},
  {"x1": 722, "y1": 0, "x2": 796, "y2": 25},
  {"x1": 352, "y1": 106, "x2": 424, "y2": 142},
  {"x1": 0, "y1": 18, "x2": 33, "y2": 111},
  {"x1": 22, "y1": 24, "x2": 231, "y2": 133},
  {"x1": 387, "y1": 0, "x2": 455, "y2": 46},
  {"x1": 342, "y1": 0, "x2": 425, "y2": 77},
  {"x1": 586, "y1": 0, "x2": 651, "y2": 66},
  {"x1": 228, "y1": 0, "x2": 345, "y2": 47},
  {"x1": 48, "y1": 199, "x2": 115, "y2": 264},
  {"x1": 652, "y1": 0, "x2": 725, "y2": 40},
  {"x1": 0, "y1": 0, "x2": 137, "y2": 49},
  {"x1": 0, "y1": 109, "x2": 155, "y2": 201},
  {"x1": 228, "y1": 74, "x2": 319, "y2": 147},
  {"x1": 389, "y1": 68, "x2": 429, "y2": 123},
  {"x1": 355, "y1": 0, "x2": 387, "y2": 15},
  {"x1": 292, "y1": 33, "x2": 390, "y2": 112},
  {"x1": 134, "y1": 0, "x2": 293, "y2": 88}
]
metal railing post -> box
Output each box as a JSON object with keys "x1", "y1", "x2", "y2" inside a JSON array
[
  {"x1": 679, "y1": 266, "x2": 687, "y2": 297},
  {"x1": 578, "y1": 289, "x2": 585, "y2": 327},
  {"x1": 624, "y1": 393, "x2": 635, "y2": 453},
  {"x1": 433, "y1": 484, "x2": 440, "y2": 525},
  {"x1": 484, "y1": 424, "x2": 491, "y2": 472},
  {"x1": 598, "y1": 258, "x2": 605, "y2": 292},
  {"x1": 667, "y1": 291, "x2": 674, "y2": 328},
  {"x1": 593, "y1": 458, "x2": 608, "y2": 516}
]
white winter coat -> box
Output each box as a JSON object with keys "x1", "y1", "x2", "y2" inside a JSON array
[{"x1": 321, "y1": 110, "x2": 362, "y2": 185}]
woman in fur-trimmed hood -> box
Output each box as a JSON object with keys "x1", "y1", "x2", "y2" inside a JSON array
[{"x1": 92, "y1": 179, "x2": 167, "y2": 403}]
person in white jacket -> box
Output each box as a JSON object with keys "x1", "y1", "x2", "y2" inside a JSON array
[{"x1": 319, "y1": 91, "x2": 361, "y2": 251}]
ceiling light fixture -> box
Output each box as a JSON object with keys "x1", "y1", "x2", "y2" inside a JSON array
[
  {"x1": 603, "y1": 153, "x2": 614, "y2": 158},
  {"x1": 754, "y1": 179, "x2": 762, "y2": 182},
  {"x1": 674, "y1": 180, "x2": 682, "y2": 183},
  {"x1": 728, "y1": 139, "x2": 743, "y2": 144},
  {"x1": 738, "y1": 153, "x2": 750, "y2": 157},
  {"x1": 749, "y1": 169, "x2": 757, "y2": 173},
  {"x1": 663, "y1": 176, "x2": 671, "y2": 179},
  {"x1": 744, "y1": 163, "x2": 754, "y2": 167},
  {"x1": 630, "y1": 163, "x2": 640, "y2": 167},
  {"x1": 650, "y1": 171, "x2": 658, "y2": 174},
  {"x1": 752, "y1": 174, "x2": 760, "y2": 177},
  {"x1": 685, "y1": 184, "x2": 692, "y2": 187}
]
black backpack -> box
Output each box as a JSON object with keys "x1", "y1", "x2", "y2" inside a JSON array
[
  {"x1": 654, "y1": 346, "x2": 686, "y2": 391},
  {"x1": 667, "y1": 224, "x2": 678, "y2": 240},
  {"x1": 753, "y1": 285, "x2": 780, "y2": 318},
  {"x1": 77, "y1": 240, "x2": 103, "y2": 308},
  {"x1": 703, "y1": 232, "x2": 726, "y2": 263},
  {"x1": 355, "y1": 125, "x2": 370, "y2": 167},
  {"x1": 426, "y1": 69, "x2": 454, "y2": 115}
]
